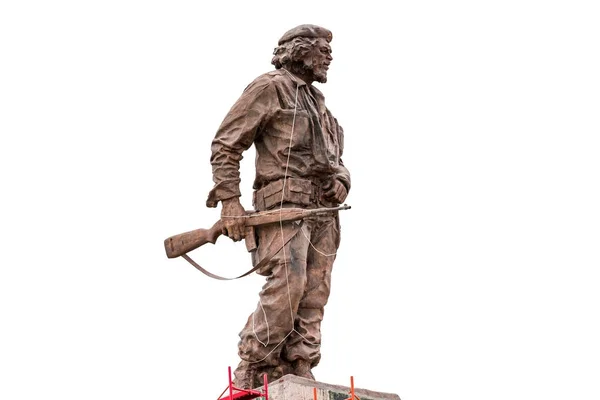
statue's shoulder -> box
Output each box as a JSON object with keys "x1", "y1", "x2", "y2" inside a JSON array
[
  {"x1": 249, "y1": 70, "x2": 287, "y2": 85},
  {"x1": 241, "y1": 70, "x2": 284, "y2": 93}
]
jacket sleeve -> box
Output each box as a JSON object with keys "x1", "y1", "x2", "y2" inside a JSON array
[
  {"x1": 206, "y1": 78, "x2": 276, "y2": 208},
  {"x1": 333, "y1": 119, "x2": 351, "y2": 194}
]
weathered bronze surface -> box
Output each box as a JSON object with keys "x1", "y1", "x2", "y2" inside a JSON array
[
  {"x1": 206, "y1": 24, "x2": 351, "y2": 388},
  {"x1": 164, "y1": 205, "x2": 350, "y2": 259}
]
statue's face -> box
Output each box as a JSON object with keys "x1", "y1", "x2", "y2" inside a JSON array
[{"x1": 308, "y1": 38, "x2": 333, "y2": 83}]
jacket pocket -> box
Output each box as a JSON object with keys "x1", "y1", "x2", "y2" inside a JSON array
[
  {"x1": 268, "y1": 109, "x2": 310, "y2": 148},
  {"x1": 254, "y1": 178, "x2": 313, "y2": 210}
]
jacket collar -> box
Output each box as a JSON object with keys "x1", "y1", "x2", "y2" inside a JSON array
[
  {"x1": 278, "y1": 68, "x2": 326, "y2": 114},
  {"x1": 279, "y1": 68, "x2": 307, "y2": 87}
]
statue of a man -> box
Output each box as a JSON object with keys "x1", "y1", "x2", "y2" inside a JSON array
[{"x1": 206, "y1": 24, "x2": 351, "y2": 388}]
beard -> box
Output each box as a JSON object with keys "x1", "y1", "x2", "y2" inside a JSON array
[
  {"x1": 312, "y1": 65, "x2": 328, "y2": 83},
  {"x1": 288, "y1": 60, "x2": 328, "y2": 83},
  {"x1": 301, "y1": 61, "x2": 328, "y2": 83}
]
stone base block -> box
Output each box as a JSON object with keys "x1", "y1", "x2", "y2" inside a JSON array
[{"x1": 261, "y1": 374, "x2": 401, "y2": 400}]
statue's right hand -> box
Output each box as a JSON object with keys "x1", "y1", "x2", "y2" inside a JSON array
[{"x1": 220, "y1": 197, "x2": 246, "y2": 242}]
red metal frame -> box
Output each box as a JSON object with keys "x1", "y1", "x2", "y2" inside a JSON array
[
  {"x1": 312, "y1": 375, "x2": 361, "y2": 400},
  {"x1": 217, "y1": 366, "x2": 269, "y2": 400},
  {"x1": 344, "y1": 376, "x2": 361, "y2": 400},
  {"x1": 217, "y1": 368, "x2": 359, "y2": 400}
]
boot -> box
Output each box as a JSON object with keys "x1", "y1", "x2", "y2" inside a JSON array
[
  {"x1": 233, "y1": 363, "x2": 259, "y2": 389},
  {"x1": 292, "y1": 359, "x2": 315, "y2": 380},
  {"x1": 272, "y1": 362, "x2": 293, "y2": 381}
]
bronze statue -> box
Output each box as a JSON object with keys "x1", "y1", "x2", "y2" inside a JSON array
[{"x1": 206, "y1": 24, "x2": 350, "y2": 388}]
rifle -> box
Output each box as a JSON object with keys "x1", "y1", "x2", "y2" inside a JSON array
[{"x1": 164, "y1": 204, "x2": 351, "y2": 259}]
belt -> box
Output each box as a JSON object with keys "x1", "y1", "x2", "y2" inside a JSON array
[{"x1": 253, "y1": 177, "x2": 335, "y2": 210}]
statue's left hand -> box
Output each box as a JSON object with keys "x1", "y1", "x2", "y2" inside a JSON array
[{"x1": 323, "y1": 180, "x2": 348, "y2": 204}]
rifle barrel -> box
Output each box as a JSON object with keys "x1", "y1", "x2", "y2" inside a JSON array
[{"x1": 243, "y1": 204, "x2": 350, "y2": 227}]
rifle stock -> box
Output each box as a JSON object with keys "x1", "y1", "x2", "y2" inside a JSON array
[
  {"x1": 164, "y1": 204, "x2": 350, "y2": 259},
  {"x1": 164, "y1": 220, "x2": 224, "y2": 258}
]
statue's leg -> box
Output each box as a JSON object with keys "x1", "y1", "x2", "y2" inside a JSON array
[
  {"x1": 234, "y1": 221, "x2": 311, "y2": 388},
  {"x1": 284, "y1": 215, "x2": 340, "y2": 379}
]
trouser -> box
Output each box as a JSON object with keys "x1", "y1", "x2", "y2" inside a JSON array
[{"x1": 234, "y1": 211, "x2": 340, "y2": 381}]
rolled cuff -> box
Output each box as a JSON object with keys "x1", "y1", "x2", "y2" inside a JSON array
[{"x1": 206, "y1": 181, "x2": 241, "y2": 208}]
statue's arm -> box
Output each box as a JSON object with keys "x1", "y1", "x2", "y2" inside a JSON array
[
  {"x1": 206, "y1": 77, "x2": 277, "y2": 241},
  {"x1": 206, "y1": 78, "x2": 276, "y2": 208},
  {"x1": 322, "y1": 119, "x2": 350, "y2": 204},
  {"x1": 333, "y1": 120, "x2": 351, "y2": 195}
]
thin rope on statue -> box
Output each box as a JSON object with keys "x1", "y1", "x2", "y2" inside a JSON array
[
  {"x1": 249, "y1": 69, "x2": 336, "y2": 352},
  {"x1": 252, "y1": 298, "x2": 270, "y2": 347},
  {"x1": 299, "y1": 227, "x2": 338, "y2": 257},
  {"x1": 249, "y1": 73, "x2": 299, "y2": 349},
  {"x1": 278, "y1": 77, "x2": 300, "y2": 327},
  {"x1": 247, "y1": 330, "x2": 295, "y2": 364},
  {"x1": 275, "y1": 76, "x2": 322, "y2": 348}
]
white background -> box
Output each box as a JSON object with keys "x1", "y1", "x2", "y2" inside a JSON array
[{"x1": 1, "y1": 1, "x2": 599, "y2": 400}]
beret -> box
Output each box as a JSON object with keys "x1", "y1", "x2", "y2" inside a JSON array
[{"x1": 278, "y1": 24, "x2": 333, "y2": 45}]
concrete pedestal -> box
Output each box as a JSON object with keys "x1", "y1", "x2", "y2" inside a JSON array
[{"x1": 261, "y1": 374, "x2": 400, "y2": 400}]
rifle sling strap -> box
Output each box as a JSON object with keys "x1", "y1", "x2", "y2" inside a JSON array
[{"x1": 181, "y1": 220, "x2": 303, "y2": 280}]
